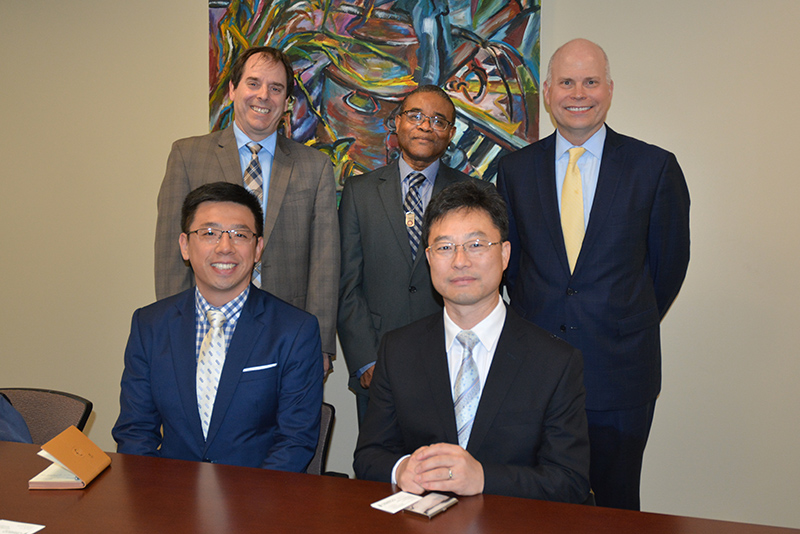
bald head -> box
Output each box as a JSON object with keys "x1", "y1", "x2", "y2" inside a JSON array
[
  {"x1": 546, "y1": 39, "x2": 612, "y2": 86},
  {"x1": 543, "y1": 38, "x2": 614, "y2": 145}
]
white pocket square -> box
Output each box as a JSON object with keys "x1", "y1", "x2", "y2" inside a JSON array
[{"x1": 242, "y1": 363, "x2": 277, "y2": 373}]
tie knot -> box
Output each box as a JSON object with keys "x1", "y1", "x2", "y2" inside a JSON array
[
  {"x1": 407, "y1": 172, "x2": 426, "y2": 189},
  {"x1": 568, "y1": 146, "x2": 586, "y2": 164},
  {"x1": 247, "y1": 142, "x2": 262, "y2": 157},
  {"x1": 456, "y1": 330, "x2": 480, "y2": 355},
  {"x1": 206, "y1": 309, "x2": 227, "y2": 329}
]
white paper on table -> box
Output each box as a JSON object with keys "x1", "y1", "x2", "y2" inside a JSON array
[
  {"x1": 0, "y1": 519, "x2": 46, "y2": 534},
  {"x1": 370, "y1": 491, "x2": 423, "y2": 514}
]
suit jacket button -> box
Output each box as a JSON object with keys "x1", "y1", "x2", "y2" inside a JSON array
[
  {"x1": 408, "y1": 286, "x2": 417, "y2": 293},
  {"x1": 560, "y1": 325, "x2": 567, "y2": 332},
  {"x1": 566, "y1": 288, "x2": 577, "y2": 296}
]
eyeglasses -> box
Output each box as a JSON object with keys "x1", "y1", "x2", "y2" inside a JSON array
[
  {"x1": 186, "y1": 228, "x2": 257, "y2": 245},
  {"x1": 399, "y1": 110, "x2": 452, "y2": 131},
  {"x1": 427, "y1": 239, "x2": 502, "y2": 258}
]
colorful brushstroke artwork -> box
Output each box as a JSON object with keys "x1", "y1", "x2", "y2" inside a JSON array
[{"x1": 209, "y1": 0, "x2": 540, "y2": 189}]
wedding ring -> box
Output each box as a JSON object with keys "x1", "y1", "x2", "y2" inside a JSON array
[{"x1": 448, "y1": 469, "x2": 453, "y2": 479}]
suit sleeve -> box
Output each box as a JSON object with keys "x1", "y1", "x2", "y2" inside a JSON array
[
  {"x1": 648, "y1": 152, "x2": 690, "y2": 318},
  {"x1": 352, "y1": 334, "x2": 406, "y2": 481},
  {"x1": 262, "y1": 314, "x2": 324, "y2": 472},
  {"x1": 155, "y1": 141, "x2": 193, "y2": 300},
  {"x1": 337, "y1": 178, "x2": 380, "y2": 378},
  {"x1": 306, "y1": 158, "x2": 340, "y2": 355},
  {"x1": 112, "y1": 309, "x2": 163, "y2": 456},
  {"x1": 482, "y1": 346, "x2": 591, "y2": 503}
]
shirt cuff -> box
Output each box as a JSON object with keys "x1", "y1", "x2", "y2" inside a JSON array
[
  {"x1": 356, "y1": 361, "x2": 376, "y2": 378},
  {"x1": 391, "y1": 454, "x2": 411, "y2": 485}
]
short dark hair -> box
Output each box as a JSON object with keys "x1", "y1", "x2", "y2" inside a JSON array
[
  {"x1": 229, "y1": 46, "x2": 295, "y2": 96},
  {"x1": 181, "y1": 182, "x2": 264, "y2": 237},
  {"x1": 423, "y1": 181, "x2": 508, "y2": 245},
  {"x1": 400, "y1": 84, "x2": 456, "y2": 123}
]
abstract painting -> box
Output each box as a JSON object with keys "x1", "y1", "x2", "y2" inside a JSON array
[{"x1": 209, "y1": 0, "x2": 540, "y2": 188}]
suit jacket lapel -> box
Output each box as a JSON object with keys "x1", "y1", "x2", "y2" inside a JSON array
[
  {"x1": 169, "y1": 292, "x2": 207, "y2": 448},
  {"x1": 580, "y1": 126, "x2": 624, "y2": 265},
  {"x1": 377, "y1": 162, "x2": 415, "y2": 267},
  {"x1": 261, "y1": 135, "x2": 293, "y2": 246},
  {"x1": 537, "y1": 134, "x2": 571, "y2": 274},
  {"x1": 417, "y1": 315, "x2": 459, "y2": 444},
  {"x1": 216, "y1": 126, "x2": 245, "y2": 185},
  {"x1": 204, "y1": 288, "x2": 265, "y2": 447},
  {"x1": 466, "y1": 309, "x2": 525, "y2": 455}
]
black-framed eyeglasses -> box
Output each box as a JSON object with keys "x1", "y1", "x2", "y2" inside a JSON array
[
  {"x1": 426, "y1": 239, "x2": 502, "y2": 258},
  {"x1": 186, "y1": 228, "x2": 257, "y2": 245},
  {"x1": 399, "y1": 110, "x2": 452, "y2": 131}
]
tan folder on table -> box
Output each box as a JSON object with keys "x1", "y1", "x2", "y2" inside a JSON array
[{"x1": 28, "y1": 425, "x2": 111, "y2": 490}]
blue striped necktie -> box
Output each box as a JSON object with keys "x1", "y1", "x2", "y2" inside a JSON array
[{"x1": 403, "y1": 172, "x2": 426, "y2": 260}]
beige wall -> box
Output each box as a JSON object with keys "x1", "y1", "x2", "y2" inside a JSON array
[{"x1": 1, "y1": 0, "x2": 798, "y2": 529}]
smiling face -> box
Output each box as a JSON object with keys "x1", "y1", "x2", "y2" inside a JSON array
[
  {"x1": 543, "y1": 39, "x2": 614, "y2": 146},
  {"x1": 179, "y1": 201, "x2": 264, "y2": 307},
  {"x1": 396, "y1": 91, "x2": 456, "y2": 171},
  {"x1": 426, "y1": 208, "x2": 510, "y2": 323},
  {"x1": 228, "y1": 54, "x2": 289, "y2": 142}
]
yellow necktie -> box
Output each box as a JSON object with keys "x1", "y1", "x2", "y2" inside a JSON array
[{"x1": 561, "y1": 147, "x2": 586, "y2": 273}]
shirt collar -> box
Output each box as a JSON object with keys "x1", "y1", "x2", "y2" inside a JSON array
[
  {"x1": 194, "y1": 285, "x2": 250, "y2": 324},
  {"x1": 398, "y1": 156, "x2": 440, "y2": 184},
  {"x1": 555, "y1": 124, "x2": 607, "y2": 160},
  {"x1": 443, "y1": 295, "x2": 507, "y2": 354},
  {"x1": 232, "y1": 122, "x2": 277, "y2": 157}
]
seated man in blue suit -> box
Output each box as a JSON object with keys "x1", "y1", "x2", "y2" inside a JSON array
[
  {"x1": 113, "y1": 182, "x2": 322, "y2": 472},
  {"x1": 0, "y1": 393, "x2": 32, "y2": 443},
  {"x1": 354, "y1": 182, "x2": 590, "y2": 503}
]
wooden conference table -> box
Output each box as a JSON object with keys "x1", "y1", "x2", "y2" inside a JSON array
[{"x1": 1, "y1": 441, "x2": 797, "y2": 534}]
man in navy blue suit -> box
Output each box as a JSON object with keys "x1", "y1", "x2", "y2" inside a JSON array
[
  {"x1": 497, "y1": 39, "x2": 690, "y2": 510},
  {"x1": 113, "y1": 182, "x2": 322, "y2": 472}
]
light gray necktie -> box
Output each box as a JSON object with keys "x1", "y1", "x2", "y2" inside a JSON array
[
  {"x1": 197, "y1": 309, "x2": 227, "y2": 439},
  {"x1": 454, "y1": 330, "x2": 481, "y2": 449},
  {"x1": 243, "y1": 142, "x2": 263, "y2": 287}
]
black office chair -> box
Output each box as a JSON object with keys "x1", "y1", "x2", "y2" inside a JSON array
[
  {"x1": 0, "y1": 388, "x2": 93, "y2": 445},
  {"x1": 306, "y1": 402, "x2": 347, "y2": 476}
]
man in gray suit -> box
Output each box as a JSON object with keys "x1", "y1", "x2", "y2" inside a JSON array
[
  {"x1": 155, "y1": 46, "x2": 339, "y2": 370},
  {"x1": 338, "y1": 85, "x2": 485, "y2": 423}
]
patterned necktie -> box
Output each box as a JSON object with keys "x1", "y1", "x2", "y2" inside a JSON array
[
  {"x1": 402, "y1": 172, "x2": 426, "y2": 261},
  {"x1": 243, "y1": 142, "x2": 263, "y2": 287},
  {"x1": 197, "y1": 309, "x2": 227, "y2": 439},
  {"x1": 454, "y1": 330, "x2": 481, "y2": 449},
  {"x1": 561, "y1": 146, "x2": 586, "y2": 273}
]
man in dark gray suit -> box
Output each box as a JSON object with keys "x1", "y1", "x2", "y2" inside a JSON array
[
  {"x1": 155, "y1": 47, "x2": 339, "y2": 373},
  {"x1": 338, "y1": 85, "x2": 484, "y2": 423}
]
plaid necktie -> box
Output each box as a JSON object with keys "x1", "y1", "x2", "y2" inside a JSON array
[
  {"x1": 243, "y1": 142, "x2": 263, "y2": 287},
  {"x1": 197, "y1": 309, "x2": 227, "y2": 439},
  {"x1": 561, "y1": 146, "x2": 586, "y2": 274},
  {"x1": 403, "y1": 172, "x2": 426, "y2": 260},
  {"x1": 454, "y1": 330, "x2": 481, "y2": 449}
]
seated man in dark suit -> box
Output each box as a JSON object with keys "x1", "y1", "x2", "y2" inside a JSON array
[
  {"x1": 354, "y1": 182, "x2": 590, "y2": 503},
  {"x1": 113, "y1": 182, "x2": 322, "y2": 472}
]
